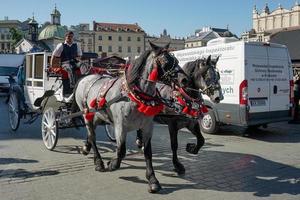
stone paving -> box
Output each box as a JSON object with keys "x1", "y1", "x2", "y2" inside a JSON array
[{"x1": 0, "y1": 97, "x2": 299, "y2": 200}]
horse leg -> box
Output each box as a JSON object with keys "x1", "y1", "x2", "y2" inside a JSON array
[
  {"x1": 136, "y1": 129, "x2": 143, "y2": 149},
  {"x1": 142, "y1": 130, "x2": 161, "y2": 193},
  {"x1": 85, "y1": 121, "x2": 105, "y2": 172},
  {"x1": 82, "y1": 137, "x2": 91, "y2": 155},
  {"x1": 186, "y1": 121, "x2": 205, "y2": 154},
  {"x1": 168, "y1": 122, "x2": 185, "y2": 175},
  {"x1": 107, "y1": 127, "x2": 126, "y2": 171}
]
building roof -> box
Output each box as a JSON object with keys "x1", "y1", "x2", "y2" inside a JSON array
[
  {"x1": 0, "y1": 20, "x2": 21, "y2": 25},
  {"x1": 93, "y1": 22, "x2": 144, "y2": 33},
  {"x1": 15, "y1": 38, "x2": 51, "y2": 52},
  {"x1": 38, "y1": 24, "x2": 67, "y2": 40},
  {"x1": 186, "y1": 31, "x2": 214, "y2": 42},
  {"x1": 270, "y1": 27, "x2": 300, "y2": 60}
]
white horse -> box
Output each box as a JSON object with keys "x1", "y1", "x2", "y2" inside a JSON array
[{"x1": 74, "y1": 42, "x2": 181, "y2": 193}]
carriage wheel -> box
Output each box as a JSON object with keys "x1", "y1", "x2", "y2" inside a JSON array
[
  {"x1": 104, "y1": 124, "x2": 116, "y2": 142},
  {"x1": 8, "y1": 92, "x2": 20, "y2": 131},
  {"x1": 41, "y1": 107, "x2": 58, "y2": 150}
]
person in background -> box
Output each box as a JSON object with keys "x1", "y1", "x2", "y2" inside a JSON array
[
  {"x1": 50, "y1": 31, "x2": 82, "y2": 88},
  {"x1": 289, "y1": 70, "x2": 300, "y2": 124}
]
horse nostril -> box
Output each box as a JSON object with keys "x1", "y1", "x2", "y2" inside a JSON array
[{"x1": 214, "y1": 97, "x2": 220, "y2": 103}]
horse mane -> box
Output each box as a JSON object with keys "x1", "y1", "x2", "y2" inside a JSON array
[
  {"x1": 127, "y1": 50, "x2": 152, "y2": 86},
  {"x1": 183, "y1": 59, "x2": 202, "y2": 76}
]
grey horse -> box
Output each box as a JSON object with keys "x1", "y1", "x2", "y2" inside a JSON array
[
  {"x1": 136, "y1": 56, "x2": 223, "y2": 174},
  {"x1": 74, "y1": 42, "x2": 181, "y2": 193}
]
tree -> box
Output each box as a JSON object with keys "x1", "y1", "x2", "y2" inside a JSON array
[{"x1": 9, "y1": 27, "x2": 23, "y2": 45}]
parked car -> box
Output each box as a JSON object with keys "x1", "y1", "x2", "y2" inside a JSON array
[
  {"x1": 0, "y1": 76, "x2": 10, "y2": 94},
  {"x1": 0, "y1": 54, "x2": 24, "y2": 95}
]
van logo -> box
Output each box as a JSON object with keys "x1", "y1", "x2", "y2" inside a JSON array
[
  {"x1": 257, "y1": 88, "x2": 261, "y2": 93},
  {"x1": 221, "y1": 69, "x2": 233, "y2": 74}
]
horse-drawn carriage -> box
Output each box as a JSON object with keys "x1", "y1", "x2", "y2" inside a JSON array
[
  {"x1": 7, "y1": 44, "x2": 223, "y2": 193},
  {"x1": 7, "y1": 51, "x2": 120, "y2": 150}
]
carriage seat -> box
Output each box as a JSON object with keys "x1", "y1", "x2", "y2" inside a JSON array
[{"x1": 47, "y1": 66, "x2": 82, "y2": 97}]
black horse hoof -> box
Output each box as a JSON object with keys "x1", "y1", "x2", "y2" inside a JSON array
[
  {"x1": 82, "y1": 143, "x2": 91, "y2": 155},
  {"x1": 174, "y1": 166, "x2": 185, "y2": 175},
  {"x1": 148, "y1": 183, "x2": 161, "y2": 193},
  {"x1": 107, "y1": 159, "x2": 120, "y2": 171},
  {"x1": 95, "y1": 160, "x2": 105, "y2": 172},
  {"x1": 186, "y1": 143, "x2": 199, "y2": 154},
  {"x1": 173, "y1": 161, "x2": 185, "y2": 175},
  {"x1": 136, "y1": 139, "x2": 143, "y2": 149}
]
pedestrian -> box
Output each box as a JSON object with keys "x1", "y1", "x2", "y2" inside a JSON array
[
  {"x1": 50, "y1": 31, "x2": 82, "y2": 89},
  {"x1": 289, "y1": 70, "x2": 300, "y2": 124}
]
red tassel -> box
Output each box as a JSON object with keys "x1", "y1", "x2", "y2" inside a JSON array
[
  {"x1": 85, "y1": 112, "x2": 95, "y2": 121},
  {"x1": 148, "y1": 67, "x2": 158, "y2": 81},
  {"x1": 89, "y1": 98, "x2": 97, "y2": 108},
  {"x1": 183, "y1": 107, "x2": 189, "y2": 114},
  {"x1": 98, "y1": 97, "x2": 106, "y2": 108},
  {"x1": 201, "y1": 105, "x2": 208, "y2": 113}
]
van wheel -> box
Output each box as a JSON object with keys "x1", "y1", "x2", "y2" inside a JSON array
[{"x1": 199, "y1": 109, "x2": 219, "y2": 134}]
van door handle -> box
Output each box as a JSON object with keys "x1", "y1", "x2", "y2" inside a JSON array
[{"x1": 273, "y1": 85, "x2": 277, "y2": 94}]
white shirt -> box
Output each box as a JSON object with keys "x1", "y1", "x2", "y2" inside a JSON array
[{"x1": 52, "y1": 41, "x2": 83, "y2": 57}]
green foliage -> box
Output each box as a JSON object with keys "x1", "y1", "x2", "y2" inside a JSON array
[{"x1": 9, "y1": 27, "x2": 23, "y2": 45}]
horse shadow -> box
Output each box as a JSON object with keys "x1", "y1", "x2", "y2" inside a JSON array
[
  {"x1": 118, "y1": 147, "x2": 300, "y2": 197},
  {"x1": 0, "y1": 168, "x2": 59, "y2": 181},
  {"x1": 0, "y1": 157, "x2": 38, "y2": 165},
  {"x1": 0, "y1": 157, "x2": 59, "y2": 182}
]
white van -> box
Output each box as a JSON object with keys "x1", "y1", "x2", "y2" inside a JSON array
[{"x1": 173, "y1": 38, "x2": 293, "y2": 134}]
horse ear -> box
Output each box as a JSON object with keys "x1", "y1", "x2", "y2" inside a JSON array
[
  {"x1": 215, "y1": 56, "x2": 220, "y2": 64},
  {"x1": 206, "y1": 55, "x2": 211, "y2": 65}
]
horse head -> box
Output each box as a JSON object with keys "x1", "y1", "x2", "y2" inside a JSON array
[
  {"x1": 127, "y1": 41, "x2": 181, "y2": 94},
  {"x1": 179, "y1": 55, "x2": 223, "y2": 103}
]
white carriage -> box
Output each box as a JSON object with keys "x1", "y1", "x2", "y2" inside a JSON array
[{"x1": 8, "y1": 52, "x2": 89, "y2": 150}]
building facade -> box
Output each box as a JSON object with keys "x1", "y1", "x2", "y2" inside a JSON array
[
  {"x1": 145, "y1": 29, "x2": 184, "y2": 51},
  {"x1": 93, "y1": 22, "x2": 145, "y2": 59},
  {"x1": 0, "y1": 17, "x2": 21, "y2": 53},
  {"x1": 242, "y1": 3, "x2": 300, "y2": 42},
  {"x1": 71, "y1": 23, "x2": 95, "y2": 53}
]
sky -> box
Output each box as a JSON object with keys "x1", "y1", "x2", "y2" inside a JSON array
[{"x1": 1, "y1": 0, "x2": 299, "y2": 38}]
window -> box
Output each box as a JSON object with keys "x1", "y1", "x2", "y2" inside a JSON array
[
  {"x1": 118, "y1": 36, "x2": 122, "y2": 41},
  {"x1": 1, "y1": 34, "x2": 4, "y2": 40},
  {"x1": 137, "y1": 46, "x2": 141, "y2": 53},
  {"x1": 26, "y1": 55, "x2": 33, "y2": 78},
  {"x1": 108, "y1": 46, "x2": 112, "y2": 52},
  {"x1": 118, "y1": 46, "x2": 122, "y2": 53},
  {"x1": 137, "y1": 37, "x2": 141, "y2": 42},
  {"x1": 127, "y1": 46, "x2": 131, "y2": 53},
  {"x1": 127, "y1": 36, "x2": 131, "y2": 41},
  {"x1": 98, "y1": 46, "x2": 102, "y2": 52},
  {"x1": 1, "y1": 43, "x2": 4, "y2": 50},
  {"x1": 88, "y1": 38, "x2": 92, "y2": 44},
  {"x1": 108, "y1": 36, "x2": 112, "y2": 40},
  {"x1": 98, "y1": 35, "x2": 102, "y2": 40},
  {"x1": 6, "y1": 34, "x2": 10, "y2": 40},
  {"x1": 7, "y1": 43, "x2": 10, "y2": 49},
  {"x1": 34, "y1": 54, "x2": 44, "y2": 79}
]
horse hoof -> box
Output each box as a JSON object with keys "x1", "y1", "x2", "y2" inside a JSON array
[
  {"x1": 107, "y1": 160, "x2": 120, "y2": 171},
  {"x1": 136, "y1": 139, "x2": 143, "y2": 149},
  {"x1": 95, "y1": 160, "x2": 105, "y2": 172},
  {"x1": 148, "y1": 183, "x2": 161, "y2": 193},
  {"x1": 82, "y1": 144, "x2": 91, "y2": 155},
  {"x1": 186, "y1": 143, "x2": 198, "y2": 154},
  {"x1": 174, "y1": 162, "x2": 185, "y2": 175}
]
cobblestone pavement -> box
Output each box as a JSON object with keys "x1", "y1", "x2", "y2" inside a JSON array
[{"x1": 0, "y1": 97, "x2": 299, "y2": 200}]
